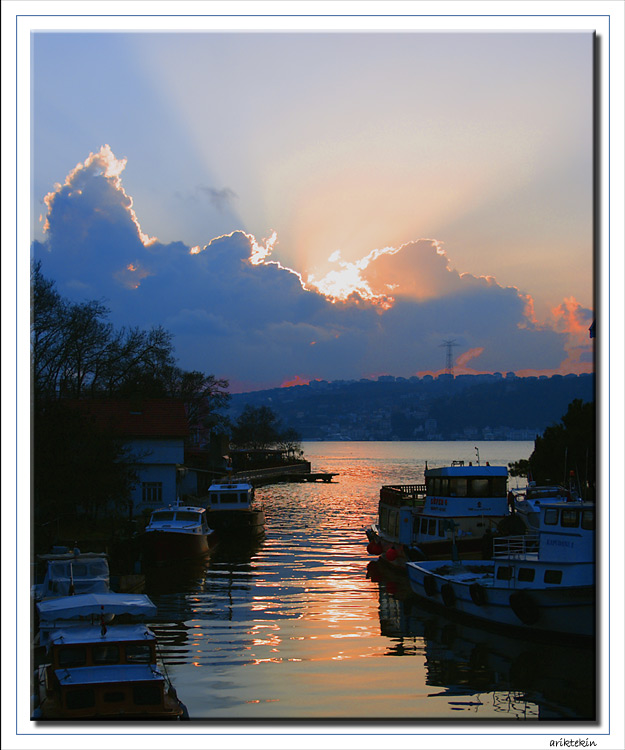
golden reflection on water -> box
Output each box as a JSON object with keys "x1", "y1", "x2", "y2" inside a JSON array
[{"x1": 143, "y1": 441, "x2": 593, "y2": 721}]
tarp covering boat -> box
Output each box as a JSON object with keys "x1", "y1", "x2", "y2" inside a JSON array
[{"x1": 37, "y1": 593, "x2": 157, "y2": 621}]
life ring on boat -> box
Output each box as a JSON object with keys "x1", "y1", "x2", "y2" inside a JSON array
[
  {"x1": 440, "y1": 583, "x2": 456, "y2": 608},
  {"x1": 423, "y1": 574, "x2": 438, "y2": 597},
  {"x1": 509, "y1": 590, "x2": 540, "y2": 625},
  {"x1": 469, "y1": 582, "x2": 488, "y2": 606}
]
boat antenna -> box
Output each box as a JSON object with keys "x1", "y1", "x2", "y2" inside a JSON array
[{"x1": 474, "y1": 446, "x2": 480, "y2": 466}]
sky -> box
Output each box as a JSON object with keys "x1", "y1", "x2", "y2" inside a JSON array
[{"x1": 30, "y1": 29, "x2": 596, "y2": 392}]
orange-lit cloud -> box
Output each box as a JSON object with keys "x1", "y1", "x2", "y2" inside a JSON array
[
  {"x1": 113, "y1": 261, "x2": 152, "y2": 290},
  {"x1": 43, "y1": 145, "x2": 157, "y2": 247},
  {"x1": 34, "y1": 146, "x2": 594, "y2": 391},
  {"x1": 281, "y1": 375, "x2": 311, "y2": 388}
]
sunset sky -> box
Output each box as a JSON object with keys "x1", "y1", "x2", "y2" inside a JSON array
[{"x1": 30, "y1": 25, "x2": 597, "y2": 392}]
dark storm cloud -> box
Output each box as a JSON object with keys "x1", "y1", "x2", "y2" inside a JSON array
[{"x1": 32, "y1": 148, "x2": 577, "y2": 389}]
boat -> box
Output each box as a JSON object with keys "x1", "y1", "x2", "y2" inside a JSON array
[
  {"x1": 205, "y1": 480, "x2": 265, "y2": 538},
  {"x1": 32, "y1": 593, "x2": 188, "y2": 720},
  {"x1": 511, "y1": 482, "x2": 576, "y2": 530},
  {"x1": 141, "y1": 503, "x2": 217, "y2": 563},
  {"x1": 366, "y1": 459, "x2": 515, "y2": 567},
  {"x1": 32, "y1": 550, "x2": 110, "y2": 602},
  {"x1": 405, "y1": 499, "x2": 595, "y2": 640}
]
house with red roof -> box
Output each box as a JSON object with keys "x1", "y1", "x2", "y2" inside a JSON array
[{"x1": 79, "y1": 399, "x2": 190, "y2": 516}]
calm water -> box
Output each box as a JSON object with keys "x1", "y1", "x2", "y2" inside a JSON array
[{"x1": 144, "y1": 441, "x2": 596, "y2": 722}]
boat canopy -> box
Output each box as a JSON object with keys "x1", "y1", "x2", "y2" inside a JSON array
[
  {"x1": 38, "y1": 593, "x2": 157, "y2": 621},
  {"x1": 54, "y1": 664, "x2": 164, "y2": 686},
  {"x1": 47, "y1": 624, "x2": 155, "y2": 646}
]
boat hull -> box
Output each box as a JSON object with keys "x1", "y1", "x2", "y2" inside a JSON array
[
  {"x1": 206, "y1": 509, "x2": 265, "y2": 537},
  {"x1": 406, "y1": 560, "x2": 595, "y2": 639},
  {"x1": 366, "y1": 525, "x2": 493, "y2": 567},
  {"x1": 141, "y1": 530, "x2": 215, "y2": 564}
]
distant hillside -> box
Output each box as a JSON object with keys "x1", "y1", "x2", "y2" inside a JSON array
[{"x1": 226, "y1": 373, "x2": 595, "y2": 441}]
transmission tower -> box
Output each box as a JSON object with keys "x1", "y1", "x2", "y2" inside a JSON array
[{"x1": 440, "y1": 339, "x2": 459, "y2": 376}]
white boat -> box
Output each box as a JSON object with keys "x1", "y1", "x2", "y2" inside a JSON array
[
  {"x1": 32, "y1": 551, "x2": 110, "y2": 602},
  {"x1": 366, "y1": 459, "x2": 515, "y2": 567},
  {"x1": 32, "y1": 594, "x2": 188, "y2": 720},
  {"x1": 141, "y1": 503, "x2": 217, "y2": 563},
  {"x1": 36, "y1": 591, "x2": 158, "y2": 647},
  {"x1": 511, "y1": 483, "x2": 572, "y2": 530},
  {"x1": 206, "y1": 481, "x2": 265, "y2": 538},
  {"x1": 405, "y1": 499, "x2": 595, "y2": 639}
]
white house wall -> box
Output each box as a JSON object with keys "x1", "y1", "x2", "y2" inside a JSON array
[{"x1": 126, "y1": 437, "x2": 185, "y2": 516}]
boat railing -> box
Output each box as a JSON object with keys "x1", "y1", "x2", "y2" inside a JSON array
[
  {"x1": 493, "y1": 534, "x2": 540, "y2": 559},
  {"x1": 380, "y1": 484, "x2": 425, "y2": 505}
]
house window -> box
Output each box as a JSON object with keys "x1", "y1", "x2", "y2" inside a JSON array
[{"x1": 142, "y1": 482, "x2": 162, "y2": 506}]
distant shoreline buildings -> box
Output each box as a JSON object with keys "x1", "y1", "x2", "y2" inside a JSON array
[{"x1": 227, "y1": 372, "x2": 594, "y2": 443}]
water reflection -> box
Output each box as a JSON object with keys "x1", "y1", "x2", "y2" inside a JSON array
[{"x1": 371, "y1": 563, "x2": 596, "y2": 720}]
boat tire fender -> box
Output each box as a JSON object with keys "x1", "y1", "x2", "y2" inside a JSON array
[
  {"x1": 469, "y1": 582, "x2": 487, "y2": 606},
  {"x1": 440, "y1": 583, "x2": 456, "y2": 608},
  {"x1": 423, "y1": 574, "x2": 438, "y2": 597},
  {"x1": 509, "y1": 591, "x2": 540, "y2": 625}
]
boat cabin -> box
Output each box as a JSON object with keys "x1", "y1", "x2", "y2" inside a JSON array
[
  {"x1": 145, "y1": 506, "x2": 211, "y2": 533},
  {"x1": 45, "y1": 624, "x2": 158, "y2": 671},
  {"x1": 207, "y1": 482, "x2": 255, "y2": 511},
  {"x1": 491, "y1": 501, "x2": 595, "y2": 588},
  {"x1": 46, "y1": 663, "x2": 176, "y2": 719},
  {"x1": 33, "y1": 553, "x2": 110, "y2": 600}
]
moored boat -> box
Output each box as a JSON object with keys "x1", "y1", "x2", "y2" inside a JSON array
[
  {"x1": 511, "y1": 482, "x2": 573, "y2": 530},
  {"x1": 32, "y1": 550, "x2": 110, "y2": 602},
  {"x1": 366, "y1": 459, "x2": 514, "y2": 567},
  {"x1": 141, "y1": 503, "x2": 217, "y2": 564},
  {"x1": 32, "y1": 593, "x2": 188, "y2": 720},
  {"x1": 205, "y1": 480, "x2": 265, "y2": 538},
  {"x1": 405, "y1": 499, "x2": 595, "y2": 640}
]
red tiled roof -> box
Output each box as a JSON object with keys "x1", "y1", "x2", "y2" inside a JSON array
[{"x1": 69, "y1": 399, "x2": 189, "y2": 438}]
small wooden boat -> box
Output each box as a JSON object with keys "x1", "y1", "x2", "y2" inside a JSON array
[
  {"x1": 32, "y1": 594, "x2": 188, "y2": 720},
  {"x1": 406, "y1": 500, "x2": 595, "y2": 640},
  {"x1": 141, "y1": 503, "x2": 217, "y2": 563},
  {"x1": 206, "y1": 481, "x2": 265, "y2": 538}
]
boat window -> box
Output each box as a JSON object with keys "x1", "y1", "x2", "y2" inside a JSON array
[
  {"x1": 65, "y1": 688, "x2": 95, "y2": 710},
  {"x1": 581, "y1": 510, "x2": 595, "y2": 530},
  {"x1": 420, "y1": 517, "x2": 428, "y2": 534},
  {"x1": 152, "y1": 511, "x2": 175, "y2": 521},
  {"x1": 103, "y1": 690, "x2": 125, "y2": 703},
  {"x1": 175, "y1": 511, "x2": 200, "y2": 522},
  {"x1": 544, "y1": 508, "x2": 559, "y2": 525},
  {"x1": 380, "y1": 507, "x2": 389, "y2": 532},
  {"x1": 239, "y1": 493, "x2": 248, "y2": 503},
  {"x1": 451, "y1": 478, "x2": 467, "y2": 497},
  {"x1": 517, "y1": 568, "x2": 535, "y2": 582},
  {"x1": 209, "y1": 494, "x2": 219, "y2": 505},
  {"x1": 58, "y1": 646, "x2": 87, "y2": 668},
  {"x1": 388, "y1": 510, "x2": 399, "y2": 537},
  {"x1": 93, "y1": 645, "x2": 120, "y2": 665},
  {"x1": 469, "y1": 479, "x2": 489, "y2": 497},
  {"x1": 133, "y1": 684, "x2": 162, "y2": 706},
  {"x1": 561, "y1": 509, "x2": 580, "y2": 528},
  {"x1": 126, "y1": 644, "x2": 152, "y2": 663},
  {"x1": 544, "y1": 569, "x2": 563, "y2": 584},
  {"x1": 428, "y1": 519, "x2": 437, "y2": 535},
  {"x1": 491, "y1": 477, "x2": 508, "y2": 496},
  {"x1": 496, "y1": 566, "x2": 512, "y2": 580},
  {"x1": 438, "y1": 520, "x2": 445, "y2": 537}
]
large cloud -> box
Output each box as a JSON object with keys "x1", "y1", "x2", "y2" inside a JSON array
[{"x1": 32, "y1": 146, "x2": 593, "y2": 391}]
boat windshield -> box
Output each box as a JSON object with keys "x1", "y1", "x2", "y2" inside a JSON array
[
  {"x1": 175, "y1": 511, "x2": 202, "y2": 522},
  {"x1": 151, "y1": 511, "x2": 175, "y2": 522}
]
